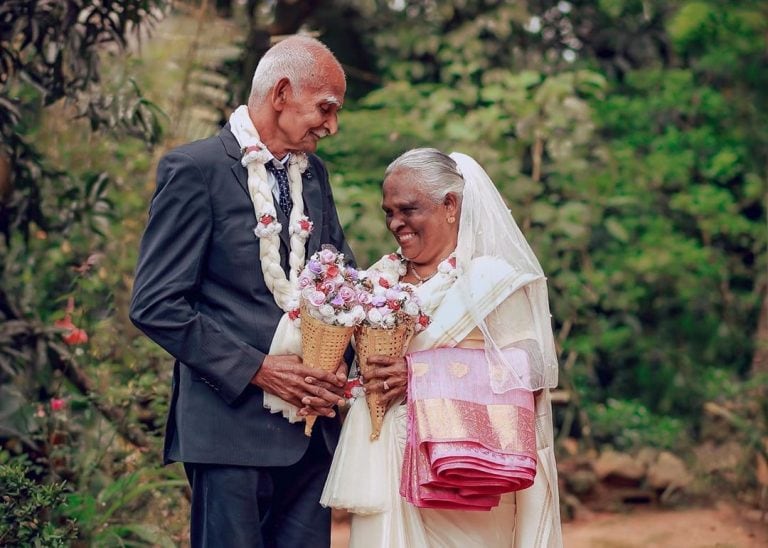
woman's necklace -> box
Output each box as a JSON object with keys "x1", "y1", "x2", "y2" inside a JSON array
[
  {"x1": 409, "y1": 262, "x2": 438, "y2": 285},
  {"x1": 408, "y1": 253, "x2": 454, "y2": 285}
]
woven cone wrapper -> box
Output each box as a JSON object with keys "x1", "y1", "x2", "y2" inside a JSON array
[
  {"x1": 355, "y1": 321, "x2": 415, "y2": 441},
  {"x1": 300, "y1": 303, "x2": 354, "y2": 437}
]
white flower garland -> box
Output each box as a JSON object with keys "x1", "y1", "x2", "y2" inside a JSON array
[
  {"x1": 366, "y1": 251, "x2": 460, "y2": 319},
  {"x1": 229, "y1": 105, "x2": 313, "y2": 312}
]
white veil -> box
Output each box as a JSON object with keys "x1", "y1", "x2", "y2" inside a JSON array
[{"x1": 449, "y1": 152, "x2": 558, "y2": 392}]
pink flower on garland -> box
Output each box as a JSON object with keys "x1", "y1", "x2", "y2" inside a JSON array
[
  {"x1": 290, "y1": 216, "x2": 314, "y2": 238},
  {"x1": 254, "y1": 213, "x2": 282, "y2": 238}
]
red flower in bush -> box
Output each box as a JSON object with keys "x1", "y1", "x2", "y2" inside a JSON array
[
  {"x1": 63, "y1": 328, "x2": 89, "y2": 345},
  {"x1": 54, "y1": 298, "x2": 89, "y2": 346},
  {"x1": 50, "y1": 398, "x2": 66, "y2": 412}
]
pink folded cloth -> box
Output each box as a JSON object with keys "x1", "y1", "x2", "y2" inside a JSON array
[{"x1": 400, "y1": 347, "x2": 537, "y2": 510}]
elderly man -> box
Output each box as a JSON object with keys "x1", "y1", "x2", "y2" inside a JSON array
[{"x1": 130, "y1": 36, "x2": 353, "y2": 547}]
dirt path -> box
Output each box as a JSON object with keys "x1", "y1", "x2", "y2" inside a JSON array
[
  {"x1": 563, "y1": 503, "x2": 767, "y2": 548},
  {"x1": 331, "y1": 504, "x2": 768, "y2": 547}
]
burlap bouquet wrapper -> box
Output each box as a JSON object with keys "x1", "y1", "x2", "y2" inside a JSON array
[
  {"x1": 300, "y1": 304, "x2": 354, "y2": 437},
  {"x1": 355, "y1": 321, "x2": 414, "y2": 441}
]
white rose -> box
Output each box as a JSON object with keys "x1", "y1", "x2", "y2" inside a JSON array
[
  {"x1": 403, "y1": 301, "x2": 420, "y2": 316},
  {"x1": 367, "y1": 308, "x2": 383, "y2": 325},
  {"x1": 351, "y1": 305, "x2": 366, "y2": 323}
]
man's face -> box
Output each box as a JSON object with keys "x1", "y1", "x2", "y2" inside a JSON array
[{"x1": 275, "y1": 64, "x2": 346, "y2": 155}]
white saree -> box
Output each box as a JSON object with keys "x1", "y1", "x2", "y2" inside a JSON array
[{"x1": 321, "y1": 257, "x2": 563, "y2": 547}]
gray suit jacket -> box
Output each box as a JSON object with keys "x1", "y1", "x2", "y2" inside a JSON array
[{"x1": 129, "y1": 125, "x2": 354, "y2": 466}]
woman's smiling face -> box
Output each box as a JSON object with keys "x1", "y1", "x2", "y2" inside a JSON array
[{"x1": 381, "y1": 170, "x2": 459, "y2": 268}]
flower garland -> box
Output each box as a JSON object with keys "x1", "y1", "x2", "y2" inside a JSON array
[{"x1": 229, "y1": 105, "x2": 313, "y2": 312}]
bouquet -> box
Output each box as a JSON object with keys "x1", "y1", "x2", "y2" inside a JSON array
[
  {"x1": 297, "y1": 246, "x2": 361, "y2": 436},
  {"x1": 354, "y1": 254, "x2": 430, "y2": 440}
]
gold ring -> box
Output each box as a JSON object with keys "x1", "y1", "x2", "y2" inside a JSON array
[{"x1": 383, "y1": 380, "x2": 390, "y2": 391}]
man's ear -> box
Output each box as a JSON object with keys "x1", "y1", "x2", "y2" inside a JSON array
[{"x1": 271, "y1": 78, "x2": 291, "y2": 111}]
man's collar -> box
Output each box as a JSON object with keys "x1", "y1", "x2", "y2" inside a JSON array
[{"x1": 267, "y1": 150, "x2": 291, "y2": 169}]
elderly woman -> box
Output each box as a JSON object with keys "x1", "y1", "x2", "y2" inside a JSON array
[{"x1": 322, "y1": 149, "x2": 562, "y2": 547}]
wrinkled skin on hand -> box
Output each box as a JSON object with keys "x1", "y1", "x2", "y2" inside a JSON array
[
  {"x1": 252, "y1": 355, "x2": 347, "y2": 417},
  {"x1": 361, "y1": 354, "x2": 408, "y2": 407}
]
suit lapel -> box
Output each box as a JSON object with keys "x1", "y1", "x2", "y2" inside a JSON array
[
  {"x1": 303, "y1": 164, "x2": 324, "y2": 255},
  {"x1": 220, "y1": 125, "x2": 250, "y2": 199}
]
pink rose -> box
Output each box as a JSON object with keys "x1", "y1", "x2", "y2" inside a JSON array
[
  {"x1": 319, "y1": 248, "x2": 337, "y2": 264},
  {"x1": 321, "y1": 281, "x2": 337, "y2": 295},
  {"x1": 308, "y1": 290, "x2": 327, "y2": 307},
  {"x1": 338, "y1": 286, "x2": 356, "y2": 303}
]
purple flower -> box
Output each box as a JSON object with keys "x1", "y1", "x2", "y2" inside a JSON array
[
  {"x1": 331, "y1": 294, "x2": 345, "y2": 307},
  {"x1": 308, "y1": 260, "x2": 323, "y2": 275},
  {"x1": 371, "y1": 295, "x2": 387, "y2": 307},
  {"x1": 345, "y1": 266, "x2": 359, "y2": 280}
]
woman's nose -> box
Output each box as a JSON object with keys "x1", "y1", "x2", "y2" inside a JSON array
[{"x1": 388, "y1": 216, "x2": 403, "y2": 233}]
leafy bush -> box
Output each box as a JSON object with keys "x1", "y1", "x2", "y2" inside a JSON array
[
  {"x1": 0, "y1": 455, "x2": 77, "y2": 547},
  {"x1": 587, "y1": 398, "x2": 688, "y2": 451}
]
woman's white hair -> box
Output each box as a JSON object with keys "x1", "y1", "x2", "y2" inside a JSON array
[
  {"x1": 384, "y1": 147, "x2": 464, "y2": 204},
  {"x1": 248, "y1": 35, "x2": 344, "y2": 105}
]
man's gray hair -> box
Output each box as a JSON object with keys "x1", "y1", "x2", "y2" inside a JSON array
[
  {"x1": 384, "y1": 148, "x2": 464, "y2": 204},
  {"x1": 248, "y1": 36, "x2": 344, "y2": 105}
]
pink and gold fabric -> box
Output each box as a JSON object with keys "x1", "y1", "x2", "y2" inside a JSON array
[{"x1": 400, "y1": 347, "x2": 537, "y2": 510}]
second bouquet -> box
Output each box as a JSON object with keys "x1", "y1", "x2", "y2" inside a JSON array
[{"x1": 354, "y1": 254, "x2": 430, "y2": 440}]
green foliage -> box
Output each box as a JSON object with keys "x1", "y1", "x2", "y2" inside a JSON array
[
  {"x1": 0, "y1": 0, "x2": 766, "y2": 537},
  {"x1": 326, "y1": 0, "x2": 766, "y2": 441},
  {"x1": 65, "y1": 469, "x2": 186, "y2": 547},
  {"x1": 0, "y1": 455, "x2": 77, "y2": 547},
  {"x1": 587, "y1": 399, "x2": 688, "y2": 451}
]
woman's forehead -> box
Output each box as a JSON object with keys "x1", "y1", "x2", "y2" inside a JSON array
[{"x1": 383, "y1": 179, "x2": 430, "y2": 207}]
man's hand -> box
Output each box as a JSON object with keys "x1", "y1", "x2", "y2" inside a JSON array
[
  {"x1": 299, "y1": 360, "x2": 349, "y2": 416},
  {"x1": 251, "y1": 354, "x2": 346, "y2": 417}
]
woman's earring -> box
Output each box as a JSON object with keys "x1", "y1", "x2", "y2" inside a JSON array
[{"x1": 447, "y1": 216, "x2": 456, "y2": 224}]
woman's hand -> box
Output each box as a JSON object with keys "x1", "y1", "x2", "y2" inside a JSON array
[{"x1": 362, "y1": 355, "x2": 408, "y2": 406}]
